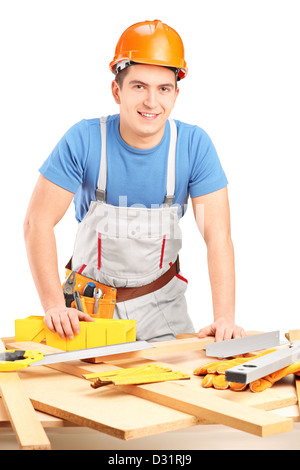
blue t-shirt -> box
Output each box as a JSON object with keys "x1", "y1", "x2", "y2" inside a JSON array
[{"x1": 39, "y1": 114, "x2": 228, "y2": 222}]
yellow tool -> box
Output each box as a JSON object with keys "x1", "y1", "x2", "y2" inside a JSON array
[
  {"x1": 0, "y1": 350, "x2": 44, "y2": 371},
  {"x1": 84, "y1": 364, "x2": 171, "y2": 380},
  {"x1": 15, "y1": 316, "x2": 136, "y2": 352},
  {"x1": 84, "y1": 364, "x2": 190, "y2": 388}
]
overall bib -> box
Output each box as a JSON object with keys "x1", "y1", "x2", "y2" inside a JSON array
[{"x1": 71, "y1": 117, "x2": 195, "y2": 341}]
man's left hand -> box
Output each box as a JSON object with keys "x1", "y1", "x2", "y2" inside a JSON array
[{"x1": 197, "y1": 318, "x2": 245, "y2": 342}]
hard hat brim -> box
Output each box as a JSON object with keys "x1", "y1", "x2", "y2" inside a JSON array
[{"x1": 110, "y1": 57, "x2": 187, "y2": 79}]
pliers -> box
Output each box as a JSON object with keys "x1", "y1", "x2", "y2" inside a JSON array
[{"x1": 63, "y1": 271, "x2": 76, "y2": 307}]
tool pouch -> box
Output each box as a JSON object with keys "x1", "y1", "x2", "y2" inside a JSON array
[{"x1": 63, "y1": 262, "x2": 117, "y2": 319}]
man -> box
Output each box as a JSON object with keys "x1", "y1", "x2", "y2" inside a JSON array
[{"x1": 24, "y1": 20, "x2": 245, "y2": 343}]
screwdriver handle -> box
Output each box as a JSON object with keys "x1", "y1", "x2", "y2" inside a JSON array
[{"x1": 93, "y1": 288, "x2": 103, "y2": 314}]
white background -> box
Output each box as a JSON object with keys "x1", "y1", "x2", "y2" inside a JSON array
[{"x1": 1, "y1": 0, "x2": 299, "y2": 339}]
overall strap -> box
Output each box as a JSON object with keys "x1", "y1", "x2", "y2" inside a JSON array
[
  {"x1": 95, "y1": 116, "x2": 108, "y2": 202},
  {"x1": 163, "y1": 118, "x2": 177, "y2": 207},
  {"x1": 96, "y1": 117, "x2": 177, "y2": 205}
]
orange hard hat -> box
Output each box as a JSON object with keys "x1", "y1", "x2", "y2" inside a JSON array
[{"x1": 109, "y1": 19, "x2": 188, "y2": 80}]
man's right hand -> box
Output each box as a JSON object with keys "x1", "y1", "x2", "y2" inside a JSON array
[{"x1": 44, "y1": 307, "x2": 94, "y2": 340}]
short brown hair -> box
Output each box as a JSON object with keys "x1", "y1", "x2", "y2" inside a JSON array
[
  {"x1": 114, "y1": 65, "x2": 178, "y2": 90},
  {"x1": 114, "y1": 66, "x2": 130, "y2": 89}
]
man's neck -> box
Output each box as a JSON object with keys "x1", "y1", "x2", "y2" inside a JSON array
[{"x1": 119, "y1": 119, "x2": 166, "y2": 150}]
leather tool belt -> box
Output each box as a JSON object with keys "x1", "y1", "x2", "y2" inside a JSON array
[
  {"x1": 65, "y1": 257, "x2": 180, "y2": 303},
  {"x1": 116, "y1": 257, "x2": 180, "y2": 302}
]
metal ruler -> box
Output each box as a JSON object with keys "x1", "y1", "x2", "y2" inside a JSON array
[
  {"x1": 30, "y1": 341, "x2": 154, "y2": 367},
  {"x1": 225, "y1": 343, "x2": 300, "y2": 384},
  {"x1": 205, "y1": 331, "x2": 281, "y2": 358},
  {"x1": 0, "y1": 341, "x2": 154, "y2": 371}
]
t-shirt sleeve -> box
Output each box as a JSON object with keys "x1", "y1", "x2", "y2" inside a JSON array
[
  {"x1": 188, "y1": 127, "x2": 228, "y2": 198},
  {"x1": 39, "y1": 120, "x2": 89, "y2": 194}
]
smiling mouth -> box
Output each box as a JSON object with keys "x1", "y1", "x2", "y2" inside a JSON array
[{"x1": 138, "y1": 111, "x2": 159, "y2": 120}]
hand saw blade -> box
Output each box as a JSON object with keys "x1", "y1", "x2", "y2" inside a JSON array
[
  {"x1": 29, "y1": 340, "x2": 154, "y2": 367},
  {"x1": 205, "y1": 331, "x2": 281, "y2": 358},
  {"x1": 225, "y1": 343, "x2": 300, "y2": 384}
]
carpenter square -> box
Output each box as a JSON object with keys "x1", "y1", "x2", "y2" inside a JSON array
[
  {"x1": 0, "y1": 341, "x2": 154, "y2": 372},
  {"x1": 205, "y1": 331, "x2": 281, "y2": 358},
  {"x1": 225, "y1": 343, "x2": 300, "y2": 384}
]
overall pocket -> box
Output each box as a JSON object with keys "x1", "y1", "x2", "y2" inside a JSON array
[
  {"x1": 98, "y1": 234, "x2": 175, "y2": 280},
  {"x1": 154, "y1": 275, "x2": 195, "y2": 336},
  {"x1": 123, "y1": 275, "x2": 195, "y2": 342},
  {"x1": 123, "y1": 289, "x2": 176, "y2": 342}
]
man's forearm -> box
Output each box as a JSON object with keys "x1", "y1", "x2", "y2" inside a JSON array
[
  {"x1": 24, "y1": 221, "x2": 65, "y2": 312},
  {"x1": 206, "y1": 235, "x2": 235, "y2": 323},
  {"x1": 23, "y1": 176, "x2": 93, "y2": 339}
]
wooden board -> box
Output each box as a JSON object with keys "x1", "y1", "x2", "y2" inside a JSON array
[
  {"x1": 0, "y1": 399, "x2": 74, "y2": 429},
  {"x1": 3, "y1": 339, "x2": 297, "y2": 439},
  {"x1": 286, "y1": 330, "x2": 300, "y2": 414},
  {"x1": 117, "y1": 382, "x2": 292, "y2": 438},
  {"x1": 17, "y1": 366, "x2": 201, "y2": 440},
  {"x1": 0, "y1": 373, "x2": 51, "y2": 450}
]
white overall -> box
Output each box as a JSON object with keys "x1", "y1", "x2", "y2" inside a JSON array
[{"x1": 71, "y1": 117, "x2": 195, "y2": 341}]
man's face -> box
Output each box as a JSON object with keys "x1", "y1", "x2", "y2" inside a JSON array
[{"x1": 111, "y1": 64, "x2": 179, "y2": 149}]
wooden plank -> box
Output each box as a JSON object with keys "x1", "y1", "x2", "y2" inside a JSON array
[
  {"x1": 286, "y1": 330, "x2": 300, "y2": 415},
  {"x1": 295, "y1": 379, "x2": 300, "y2": 411},
  {"x1": 18, "y1": 366, "x2": 200, "y2": 440},
  {"x1": 116, "y1": 381, "x2": 293, "y2": 437},
  {"x1": 0, "y1": 398, "x2": 75, "y2": 429},
  {"x1": 0, "y1": 373, "x2": 51, "y2": 450},
  {"x1": 5, "y1": 340, "x2": 65, "y2": 354},
  {"x1": 286, "y1": 330, "x2": 300, "y2": 341}
]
